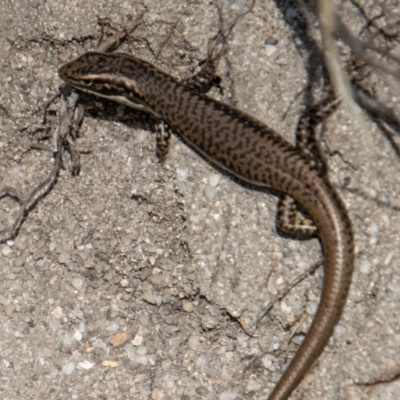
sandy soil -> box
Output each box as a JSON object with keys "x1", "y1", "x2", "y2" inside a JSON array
[{"x1": 1, "y1": 1, "x2": 400, "y2": 399}]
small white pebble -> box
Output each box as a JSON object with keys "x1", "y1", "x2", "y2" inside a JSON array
[
  {"x1": 120, "y1": 277, "x2": 130, "y2": 287},
  {"x1": 246, "y1": 379, "x2": 262, "y2": 392},
  {"x1": 1, "y1": 246, "x2": 12, "y2": 257},
  {"x1": 51, "y1": 306, "x2": 64, "y2": 319},
  {"x1": 262, "y1": 355, "x2": 273, "y2": 369},
  {"x1": 73, "y1": 329, "x2": 82, "y2": 341},
  {"x1": 280, "y1": 302, "x2": 292, "y2": 314},
  {"x1": 208, "y1": 173, "x2": 221, "y2": 187},
  {"x1": 190, "y1": 214, "x2": 201, "y2": 223},
  {"x1": 78, "y1": 360, "x2": 94, "y2": 370},
  {"x1": 79, "y1": 321, "x2": 86, "y2": 333},
  {"x1": 220, "y1": 391, "x2": 238, "y2": 400},
  {"x1": 265, "y1": 44, "x2": 277, "y2": 56},
  {"x1": 366, "y1": 187, "x2": 377, "y2": 198},
  {"x1": 182, "y1": 300, "x2": 194, "y2": 313},
  {"x1": 360, "y1": 260, "x2": 371, "y2": 274},
  {"x1": 62, "y1": 362, "x2": 75, "y2": 375},
  {"x1": 136, "y1": 354, "x2": 148, "y2": 365},
  {"x1": 334, "y1": 324, "x2": 346, "y2": 335},
  {"x1": 188, "y1": 334, "x2": 201, "y2": 350},
  {"x1": 212, "y1": 213, "x2": 221, "y2": 221},
  {"x1": 125, "y1": 344, "x2": 136, "y2": 362},
  {"x1": 177, "y1": 168, "x2": 188, "y2": 181},
  {"x1": 72, "y1": 278, "x2": 84, "y2": 289},
  {"x1": 132, "y1": 335, "x2": 143, "y2": 346},
  {"x1": 105, "y1": 322, "x2": 119, "y2": 332}
]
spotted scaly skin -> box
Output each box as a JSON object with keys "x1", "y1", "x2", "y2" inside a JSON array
[{"x1": 59, "y1": 52, "x2": 354, "y2": 400}]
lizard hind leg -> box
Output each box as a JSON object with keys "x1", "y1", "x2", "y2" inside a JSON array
[{"x1": 276, "y1": 91, "x2": 340, "y2": 238}]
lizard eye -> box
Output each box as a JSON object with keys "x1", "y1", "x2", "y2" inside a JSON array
[{"x1": 81, "y1": 80, "x2": 93, "y2": 86}]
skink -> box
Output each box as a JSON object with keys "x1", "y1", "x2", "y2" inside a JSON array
[{"x1": 59, "y1": 51, "x2": 354, "y2": 399}]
